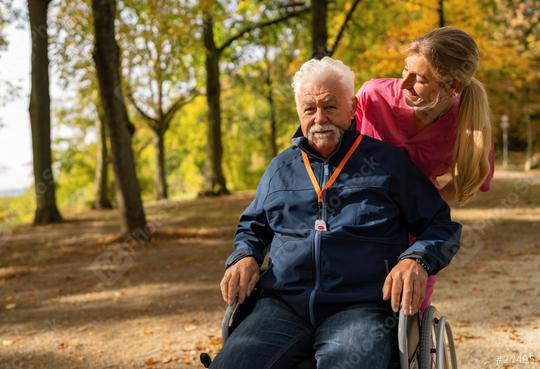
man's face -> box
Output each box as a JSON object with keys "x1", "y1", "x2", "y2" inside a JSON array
[{"x1": 297, "y1": 74, "x2": 356, "y2": 157}]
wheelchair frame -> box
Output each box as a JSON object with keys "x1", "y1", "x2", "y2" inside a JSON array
[{"x1": 201, "y1": 297, "x2": 458, "y2": 369}]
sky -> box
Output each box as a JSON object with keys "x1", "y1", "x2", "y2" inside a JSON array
[
  {"x1": 0, "y1": 10, "x2": 67, "y2": 193},
  {"x1": 0, "y1": 24, "x2": 33, "y2": 192}
]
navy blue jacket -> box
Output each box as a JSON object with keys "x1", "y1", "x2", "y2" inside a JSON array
[{"x1": 225, "y1": 123, "x2": 462, "y2": 326}]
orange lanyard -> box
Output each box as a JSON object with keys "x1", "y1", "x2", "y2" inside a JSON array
[{"x1": 301, "y1": 134, "x2": 363, "y2": 206}]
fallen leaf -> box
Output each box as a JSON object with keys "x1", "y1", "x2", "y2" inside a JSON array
[
  {"x1": 143, "y1": 328, "x2": 154, "y2": 335},
  {"x1": 58, "y1": 342, "x2": 66, "y2": 350},
  {"x1": 162, "y1": 357, "x2": 172, "y2": 364},
  {"x1": 5, "y1": 303, "x2": 16, "y2": 310},
  {"x1": 529, "y1": 356, "x2": 540, "y2": 363},
  {"x1": 453, "y1": 332, "x2": 483, "y2": 343},
  {"x1": 494, "y1": 323, "x2": 513, "y2": 332},
  {"x1": 2, "y1": 340, "x2": 14, "y2": 346},
  {"x1": 509, "y1": 332, "x2": 524, "y2": 343},
  {"x1": 184, "y1": 324, "x2": 196, "y2": 332},
  {"x1": 145, "y1": 357, "x2": 157, "y2": 366},
  {"x1": 453, "y1": 320, "x2": 471, "y2": 327}
]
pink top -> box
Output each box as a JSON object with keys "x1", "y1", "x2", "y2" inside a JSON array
[{"x1": 355, "y1": 78, "x2": 494, "y2": 191}]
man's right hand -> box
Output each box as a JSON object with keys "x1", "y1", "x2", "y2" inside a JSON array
[{"x1": 220, "y1": 256, "x2": 259, "y2": 305}]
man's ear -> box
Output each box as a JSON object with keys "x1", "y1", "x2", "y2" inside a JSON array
[{"x1": 350, "y1": 96, "x2": 358, "y2": 116}]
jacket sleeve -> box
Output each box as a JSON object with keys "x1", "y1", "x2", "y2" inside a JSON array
[
  {"x1": 390, "y1": 155, "x2": 462, "y2": 275},
  {"x1": 224, "y1": 166, "x2": 275, "y2": 269}
]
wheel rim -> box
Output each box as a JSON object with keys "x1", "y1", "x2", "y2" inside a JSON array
[{"x1": 418, "y1": 306, "x2": 439, "y2": 369}]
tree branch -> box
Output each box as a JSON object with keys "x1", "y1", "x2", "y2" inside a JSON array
[
  {"x1": 163, "y1": 88, "x2": 200, "y2": 124},
  {"x1": 217, "y1": 7, "x2": 309, "y2": 54},
  {"x1": 328, "y1": 0, "x2": 363, "y2": 57},
  {"x1": 125, "y1": 90, "x2": 160, "y2": 130},
  {"x1": 135, "y1": 137, "x2": 154, "y2": 156}
]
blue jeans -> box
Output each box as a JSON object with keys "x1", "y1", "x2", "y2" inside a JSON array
[{"x1": 210, "y1": 295, "x2": 397, "y2": 369}]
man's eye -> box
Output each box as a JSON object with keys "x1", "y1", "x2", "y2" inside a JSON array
[{"x1": 305, "y1": 107, "x2": 315, "y2": 113}]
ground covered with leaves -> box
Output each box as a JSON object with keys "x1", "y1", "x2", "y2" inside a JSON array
[{"x1": 1, "y1": 170, "x2": 539, "y2": 369}]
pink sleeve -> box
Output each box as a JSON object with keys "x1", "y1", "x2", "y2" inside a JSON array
[
  {"x1": 354, "y1": 86, "x2": 366, "y2": 132},
  {"x1": 479, "y1": 143, "x2": 495, "y2": 192}
]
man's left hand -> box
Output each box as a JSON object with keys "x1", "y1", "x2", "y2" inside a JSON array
[{"x1": 382, "y1": 259, "x2": 428, "y2": 316}]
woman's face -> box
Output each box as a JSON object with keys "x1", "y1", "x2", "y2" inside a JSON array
[{"x1": 399, "y1": 54, "x2": 448, "y2": 108}]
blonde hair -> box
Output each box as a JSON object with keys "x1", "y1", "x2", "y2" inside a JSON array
[{"x1": 407, "y1": 27, "x2": 492, "y2": 205}]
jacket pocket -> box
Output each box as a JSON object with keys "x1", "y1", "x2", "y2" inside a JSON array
[
  {"x1": 318, "y1": 233, "x2": 406, "y2": 294},
  {"x1": 266, "y1": 234, "x2": 314, "y2": 289}
]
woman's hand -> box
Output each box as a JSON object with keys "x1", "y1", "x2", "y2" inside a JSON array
[{"x1": 440, "y1": 179, "x2": 457, "y2": 204}]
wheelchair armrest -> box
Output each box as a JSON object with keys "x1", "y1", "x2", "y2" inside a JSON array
[
  {"x1": 221, "y1": 289, "x2": 262, "y2": 343},
  {"x1": 397, "y1": 308, "x2": 420, "y2": 368},
  {"x1": 222, "y1": 301, "x2": 240, "y2": 341}
]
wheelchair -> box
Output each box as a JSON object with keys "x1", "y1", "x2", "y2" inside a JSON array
[{"x1": 200, "y1": 290, "x2": 458, "y2": 369}]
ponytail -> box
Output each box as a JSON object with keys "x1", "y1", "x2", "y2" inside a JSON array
[{"x1": 452, "y1": 77, "x2": 492, "y2": 205}]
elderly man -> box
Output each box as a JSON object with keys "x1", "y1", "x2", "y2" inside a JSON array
[{"x1": 210, "y1": 57, "x2": 461, "y2": 369}]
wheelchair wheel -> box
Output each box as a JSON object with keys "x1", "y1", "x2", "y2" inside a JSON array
[{"x1": 418, "y1": 306, "x2": 458, "y2": 369}]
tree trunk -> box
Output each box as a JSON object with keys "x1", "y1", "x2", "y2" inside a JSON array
[
  {"x1": 93, "y1": 105, "x2": 112, "y2": 209},
  {"x1": 525, "y1": 109, "x2": 533, "y2": 171},
  {"x1": 438, "y1": 0, "x2": 445, "y2": 28},
  {"x1": 91, "y1": 0, "x2": 148, "y2": 239},
  {"x1": 153, "y1": 128, "x2": 168, "y2": 200},
  {"x1": 27, "y1": 0, "x2": 62, "y2": 225},
  {"x1": 201, "y1": 12, "x2": 229, "y2": 196},
  {"x1": 311, "y1": 0, "x2": 328, "y2": 59}
]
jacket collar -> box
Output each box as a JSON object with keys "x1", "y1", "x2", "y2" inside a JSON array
[{"x1": 291, "y1": 120, "x2": 360, "y2": 163}]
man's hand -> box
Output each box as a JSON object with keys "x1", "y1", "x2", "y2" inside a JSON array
[
  {"x1": 382, "y1": 259, "x2": 428, "y2": 316},
  {"x1": 220, "y1": 257, "x2": 259, "y2": 305}
]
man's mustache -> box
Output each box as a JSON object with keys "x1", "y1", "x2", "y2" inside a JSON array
[{"x1": 308, "y1": 123, "x2": 340, "y2": 135}]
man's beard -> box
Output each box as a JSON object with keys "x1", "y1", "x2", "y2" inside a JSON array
[{"x1": 307, "y1": 123, "x2": 344, "y2": 150}]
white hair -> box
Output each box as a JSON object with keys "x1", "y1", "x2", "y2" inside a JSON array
[{"x1": 292, "y1": 57, "x2": 355, "y2": 104}]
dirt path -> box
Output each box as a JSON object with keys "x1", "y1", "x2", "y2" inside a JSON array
[{"x1": 0, "y1": 171, "x2": 539, "y2": 369}]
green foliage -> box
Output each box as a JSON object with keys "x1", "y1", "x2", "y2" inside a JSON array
[
  {"x1": 119, "y1": 0, "x2": 203, "y2": 115},
  {"x1": 52, "y1": 105, "x2": 102, "y2": 211},
  {"x1": 0, "y1": 188, "x2": 38, "y2": 225},
  {"x1": 50, "y1": 0, "x2": 95, "y2": 91},
  {"x1": 130, "y1": 122, "x2": 157, "y2": 198},
  {"x1": 166, "y1": 97, "x2": 208, "y2": 195},
  {"x1": 0, "y1": 0, "x2": 14, "y2": 50}
]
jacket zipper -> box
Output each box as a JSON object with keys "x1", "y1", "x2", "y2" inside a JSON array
[
  {"x1": 308, "y1": 161, "x2": 329, "y2": 327},
  {"x1": 302, "y1": 135, "x2": 347, "y2": 326}
]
